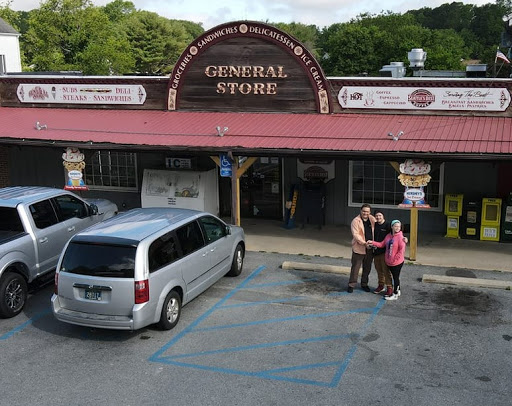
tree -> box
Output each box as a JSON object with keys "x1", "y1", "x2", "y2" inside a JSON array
[
  {"x1": 121, "y1": 11, "x2": 194, "y2": 75},
  {"x1": 24, "y1": 0, "x2": 134, "y2": 74},
  {"x1": 103, "y1": 0, "x2": 135, "y2": 23},
  {"x1": 319, "y1": 23, "x2": 380, "y2": 76},
  {"x1": 272, "y1": 22, "x2": 320, "y2": 59}
]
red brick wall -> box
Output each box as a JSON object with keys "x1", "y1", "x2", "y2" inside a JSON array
[{"x1": 0, "y1": 146, "x2": 10, "y2": 187}]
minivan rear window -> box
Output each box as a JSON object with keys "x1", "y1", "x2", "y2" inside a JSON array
[{"x1": 60, "y1": 242, "x2": 136, "y2": 278}]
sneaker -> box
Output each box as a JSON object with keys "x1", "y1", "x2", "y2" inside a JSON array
[
  {"x1": 384, "y1": 287, "x2": 393, "y2": 297},
  {"x1": 347, "y1": 286, "x2": 354, "y2": 293},
  {"x1": 396, "y1": 287, "x2": 401, "y2": 297},
  {"x1": 361, "y1": 286, "x2": 371, "y2": 293},
  {"x1": 373, "y1": 285, "x2": 385, "y2": 294},
  {"x1": 384, "y1": 293, "x2": 398, "y2": 301}
]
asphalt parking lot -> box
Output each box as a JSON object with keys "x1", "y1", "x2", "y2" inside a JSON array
[{"x1": 1, "y1": 251, "x2": 511, "y2": 406}]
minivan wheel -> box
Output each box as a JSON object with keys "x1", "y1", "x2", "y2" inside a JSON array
[
  {"x1": 0, "y1": 273, "x2": 28, "y2": 318},
  {"x1": 226, "y1": 244, "x2": 244, "y2": 277},
  {"x1": 158, "y1": 290, "x2": 181, "y2": 330}
]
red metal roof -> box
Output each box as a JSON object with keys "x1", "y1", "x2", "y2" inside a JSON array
[{"x1": 0, "y1": 107, "x2": 511, "y2": 157}]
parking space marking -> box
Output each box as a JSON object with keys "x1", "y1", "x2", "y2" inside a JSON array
[
  {"x1": 0, "y1": 309, "x2": 51, "y2": 340},
  {"x1": 217, "y1": 296, "x2": 304, "y2": 309},
  {"x1": 244, "y1": 277, "x2": 318, "y2": 288},
  {"x1": 192, "y1": 307, "x2": 377, "y2": 333},
  {"x1": 150, "y1": 264, "x2": 385, "y2": 387}
]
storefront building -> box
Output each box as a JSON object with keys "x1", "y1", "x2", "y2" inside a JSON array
[{"x1": 0, "y1": 21, "x2": 511, "y2": 236}]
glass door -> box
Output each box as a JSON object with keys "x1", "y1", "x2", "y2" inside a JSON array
[{"x1": 240, "y1": 157, "x2": 282, "y2": 219}]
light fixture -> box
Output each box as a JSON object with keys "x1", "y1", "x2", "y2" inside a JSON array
[
  {"x1": 35, "y1": 121, "x2": 47, "y2": 130},
  {"x1": 388, "y1": 131, "x2": 403, "y2": 141},
  {"x1": 216, "y1": 126, "x2": 228, "y2": 137}
]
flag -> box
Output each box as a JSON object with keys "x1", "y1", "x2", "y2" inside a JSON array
[{"x1": 495, "y1": 48, "x2": 511, "y2": 64}]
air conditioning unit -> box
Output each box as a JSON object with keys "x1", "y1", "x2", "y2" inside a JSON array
[
  {"x1": 466, "y1": 64, "x2": 487, "y2": 78},
  {"x1": 379, "y1": 62, "x2": 406, "y2": 78}
]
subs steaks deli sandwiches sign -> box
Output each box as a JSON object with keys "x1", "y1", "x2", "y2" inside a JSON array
[
  {"x1": 168, "y1": 21, "x2": 330, "y2": 113},
  {"x1": 17, "y1": 84, "x2": 147, "y2": 105},
  {"x1": 338, "y1": 86, "x2": 510, "y2": 111}
]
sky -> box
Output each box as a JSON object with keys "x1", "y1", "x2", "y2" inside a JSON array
[{"x1": 7, "y1": 0, "x2": 495, "y2": 30}]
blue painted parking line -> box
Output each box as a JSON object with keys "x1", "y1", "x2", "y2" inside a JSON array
[
  {"x1": 159, "y1": 333, "x2": 354, "y2": 362},
  {"x1": 0, "y1": 309, "x2": 51, "y2": 340},
  {"x1": 245, "y1": 278, "x2": 318, "y2": 289},
  {"x1": 150, "y1": 264, "x2": 386, "y2": 387},
  {"x1": 217, "y1": 296, "x2": 304, "y2": 309},
  {"x1": 149, "y1": 264, "x2": 267, "y2": 360},
  {"x1": 192, "y1": 307, "x2": 377, "y2": 333},
  {"x1": 328, "y1": 290, "x2": 364, "y2": 296}
]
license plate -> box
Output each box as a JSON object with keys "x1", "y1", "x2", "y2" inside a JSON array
[{"x1": 84, "y1": 289, "x2": 101, "y2": 301}]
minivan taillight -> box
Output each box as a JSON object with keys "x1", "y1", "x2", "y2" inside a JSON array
[
  {"x1": 54, "y1": 272, "x2": 59, "y2": 295},
  {"x1": 134, "y1": 279, "x2": 149, "y2": 304}
]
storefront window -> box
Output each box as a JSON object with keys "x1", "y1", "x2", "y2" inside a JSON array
[
  {"x1": 349, "y1": 161, "x2": 443, "y2": 210},
  {"x1": 84, "y1": 151, "x2": 138, "y2": 191}
]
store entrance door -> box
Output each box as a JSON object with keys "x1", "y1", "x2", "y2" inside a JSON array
[{"x1": 240, "y1": 157, "x2": 282, "y2": 219}]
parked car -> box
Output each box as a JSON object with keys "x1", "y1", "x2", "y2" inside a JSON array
[
  {"x1": 51, "y1": 207, "x2": 245, "y2": 331},
  {"x1": 0, "y1": 186, "x2": 118, "y2": 318}
]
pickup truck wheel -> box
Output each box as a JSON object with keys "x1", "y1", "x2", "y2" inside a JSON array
[
  {"x1": 226, "y1": 244, "x2": 244, "y2": 277},
  {"x1": 157, "y1": 290, "x2": 181, "y2": 330},
  {"x1": 0, "y1": 273, "x2": 27, "y2": 318}
]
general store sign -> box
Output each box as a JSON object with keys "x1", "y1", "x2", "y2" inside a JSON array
[
  {"x1": 17, "y1": 84, "x2": 147, "y2": 105},
  {"x1": 338, "y1": 86, "x2": 510, "y2": 111}
]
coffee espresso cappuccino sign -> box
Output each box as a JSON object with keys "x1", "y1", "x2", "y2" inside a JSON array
[{"x1": 338, "y1": 86, "x2": 510, "y2": 111}]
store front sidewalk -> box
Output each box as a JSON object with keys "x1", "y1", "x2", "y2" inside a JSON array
[{"x1": 241, "y1": 219, "x2": 512, "y2": 273}]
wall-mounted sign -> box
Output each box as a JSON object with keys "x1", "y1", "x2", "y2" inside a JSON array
[
  {"x1": 165, "y1": 157, "x2": 192, "y2": 169},
  {"x1": 338, "y1": 86, "x2": 510, "y2": 111},
  {"x1": 168, "y1": 21, "x2": 330, "y2": 114},
  {"x1": 219, "y1": 154, "x2": 232, "y2": 177},
  {"x1": 63, "y1": 147, "x2": 88, "y2": 191},
  {"x1": 297, "y1": 159, "x2": 335, "y2": 182},
  {"x1": 17, "y1": 84, "x2": 147, "y2": 105}
]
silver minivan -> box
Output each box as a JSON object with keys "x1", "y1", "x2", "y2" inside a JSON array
[{"x1": 51, "y1": 208, "x2": 245, "y2": 331}]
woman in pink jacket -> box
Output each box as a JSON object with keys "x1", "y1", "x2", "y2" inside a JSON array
[{"x1": 367, "y1": 220, "x2": 406, "y2": 301}]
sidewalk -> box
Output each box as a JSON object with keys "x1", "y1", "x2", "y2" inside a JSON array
[{"x1": 241, "y1": 219, "x2": 511, "y2": 273}]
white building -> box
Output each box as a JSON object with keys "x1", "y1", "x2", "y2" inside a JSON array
[{"x1": 0, "y1": 17, "x2": 22, "y2": 73}]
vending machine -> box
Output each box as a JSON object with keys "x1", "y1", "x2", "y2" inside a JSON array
[
  {"x1": 480, "y1": 198, "x2": 502, "y2": 241},
  {"x1": 444, "y1": 194, "x2": 463, "y2": 238},
  {"x1": 500, "y1": 193, "x2": 512, "y2": 242},
  {"x1": 461, "y1": 200, "x2": 481, "y2": 240}
]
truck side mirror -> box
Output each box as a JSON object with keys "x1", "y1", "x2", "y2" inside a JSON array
[{"x1": 89, "y1": 204, "x2": 98, "y2": 215}]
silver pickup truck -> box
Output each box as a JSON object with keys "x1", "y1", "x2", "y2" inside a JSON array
[{"x1": 0, "y1": 186, "x2": 118, "y2": 318}]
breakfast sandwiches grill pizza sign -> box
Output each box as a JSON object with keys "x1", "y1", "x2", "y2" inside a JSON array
[{"x1": 338, "y1": 86, "x2": 510, "y2": 111}]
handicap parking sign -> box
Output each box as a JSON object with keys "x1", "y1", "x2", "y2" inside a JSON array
[{"x1": 220, "y1": 154, "x2": 232, "y2": 177}]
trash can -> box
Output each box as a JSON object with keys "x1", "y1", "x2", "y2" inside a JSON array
[
  {"x1": 461, "y1": 200, "x2": 481, "y2": 240},
  {"x1": 500, "y1": 192, "x2": 512, "y2": 242}
]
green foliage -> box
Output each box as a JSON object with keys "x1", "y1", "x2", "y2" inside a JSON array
[
  {"x1": 23, "y1": 0, "x2": 134, "y2": 74},
  {"x1": 121, "y1": 11, "x2": 194, "y2": 75},
  {"x1": 272, "y1": 22, "x2": 320, "y2": 59},
  {"x1": 1, "y1": 0, "x2": 510, "y2": 76}
]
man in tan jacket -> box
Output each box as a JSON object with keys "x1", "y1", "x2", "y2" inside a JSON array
[{"x1": 348, "y1": 203, "x2": 375, "y2": 293}]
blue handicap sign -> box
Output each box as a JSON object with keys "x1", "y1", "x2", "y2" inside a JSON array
[{"x1": 220, "y1": 154, "x2": 232, "y2": 177}]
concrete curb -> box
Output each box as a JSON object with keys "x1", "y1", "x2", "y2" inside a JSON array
[
  {"x1": 282, "y1": 261, "x2": 352, "y2": 274},
  {"x1": 422, "y1": 274, "x2": 512, "y2": 290}
]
